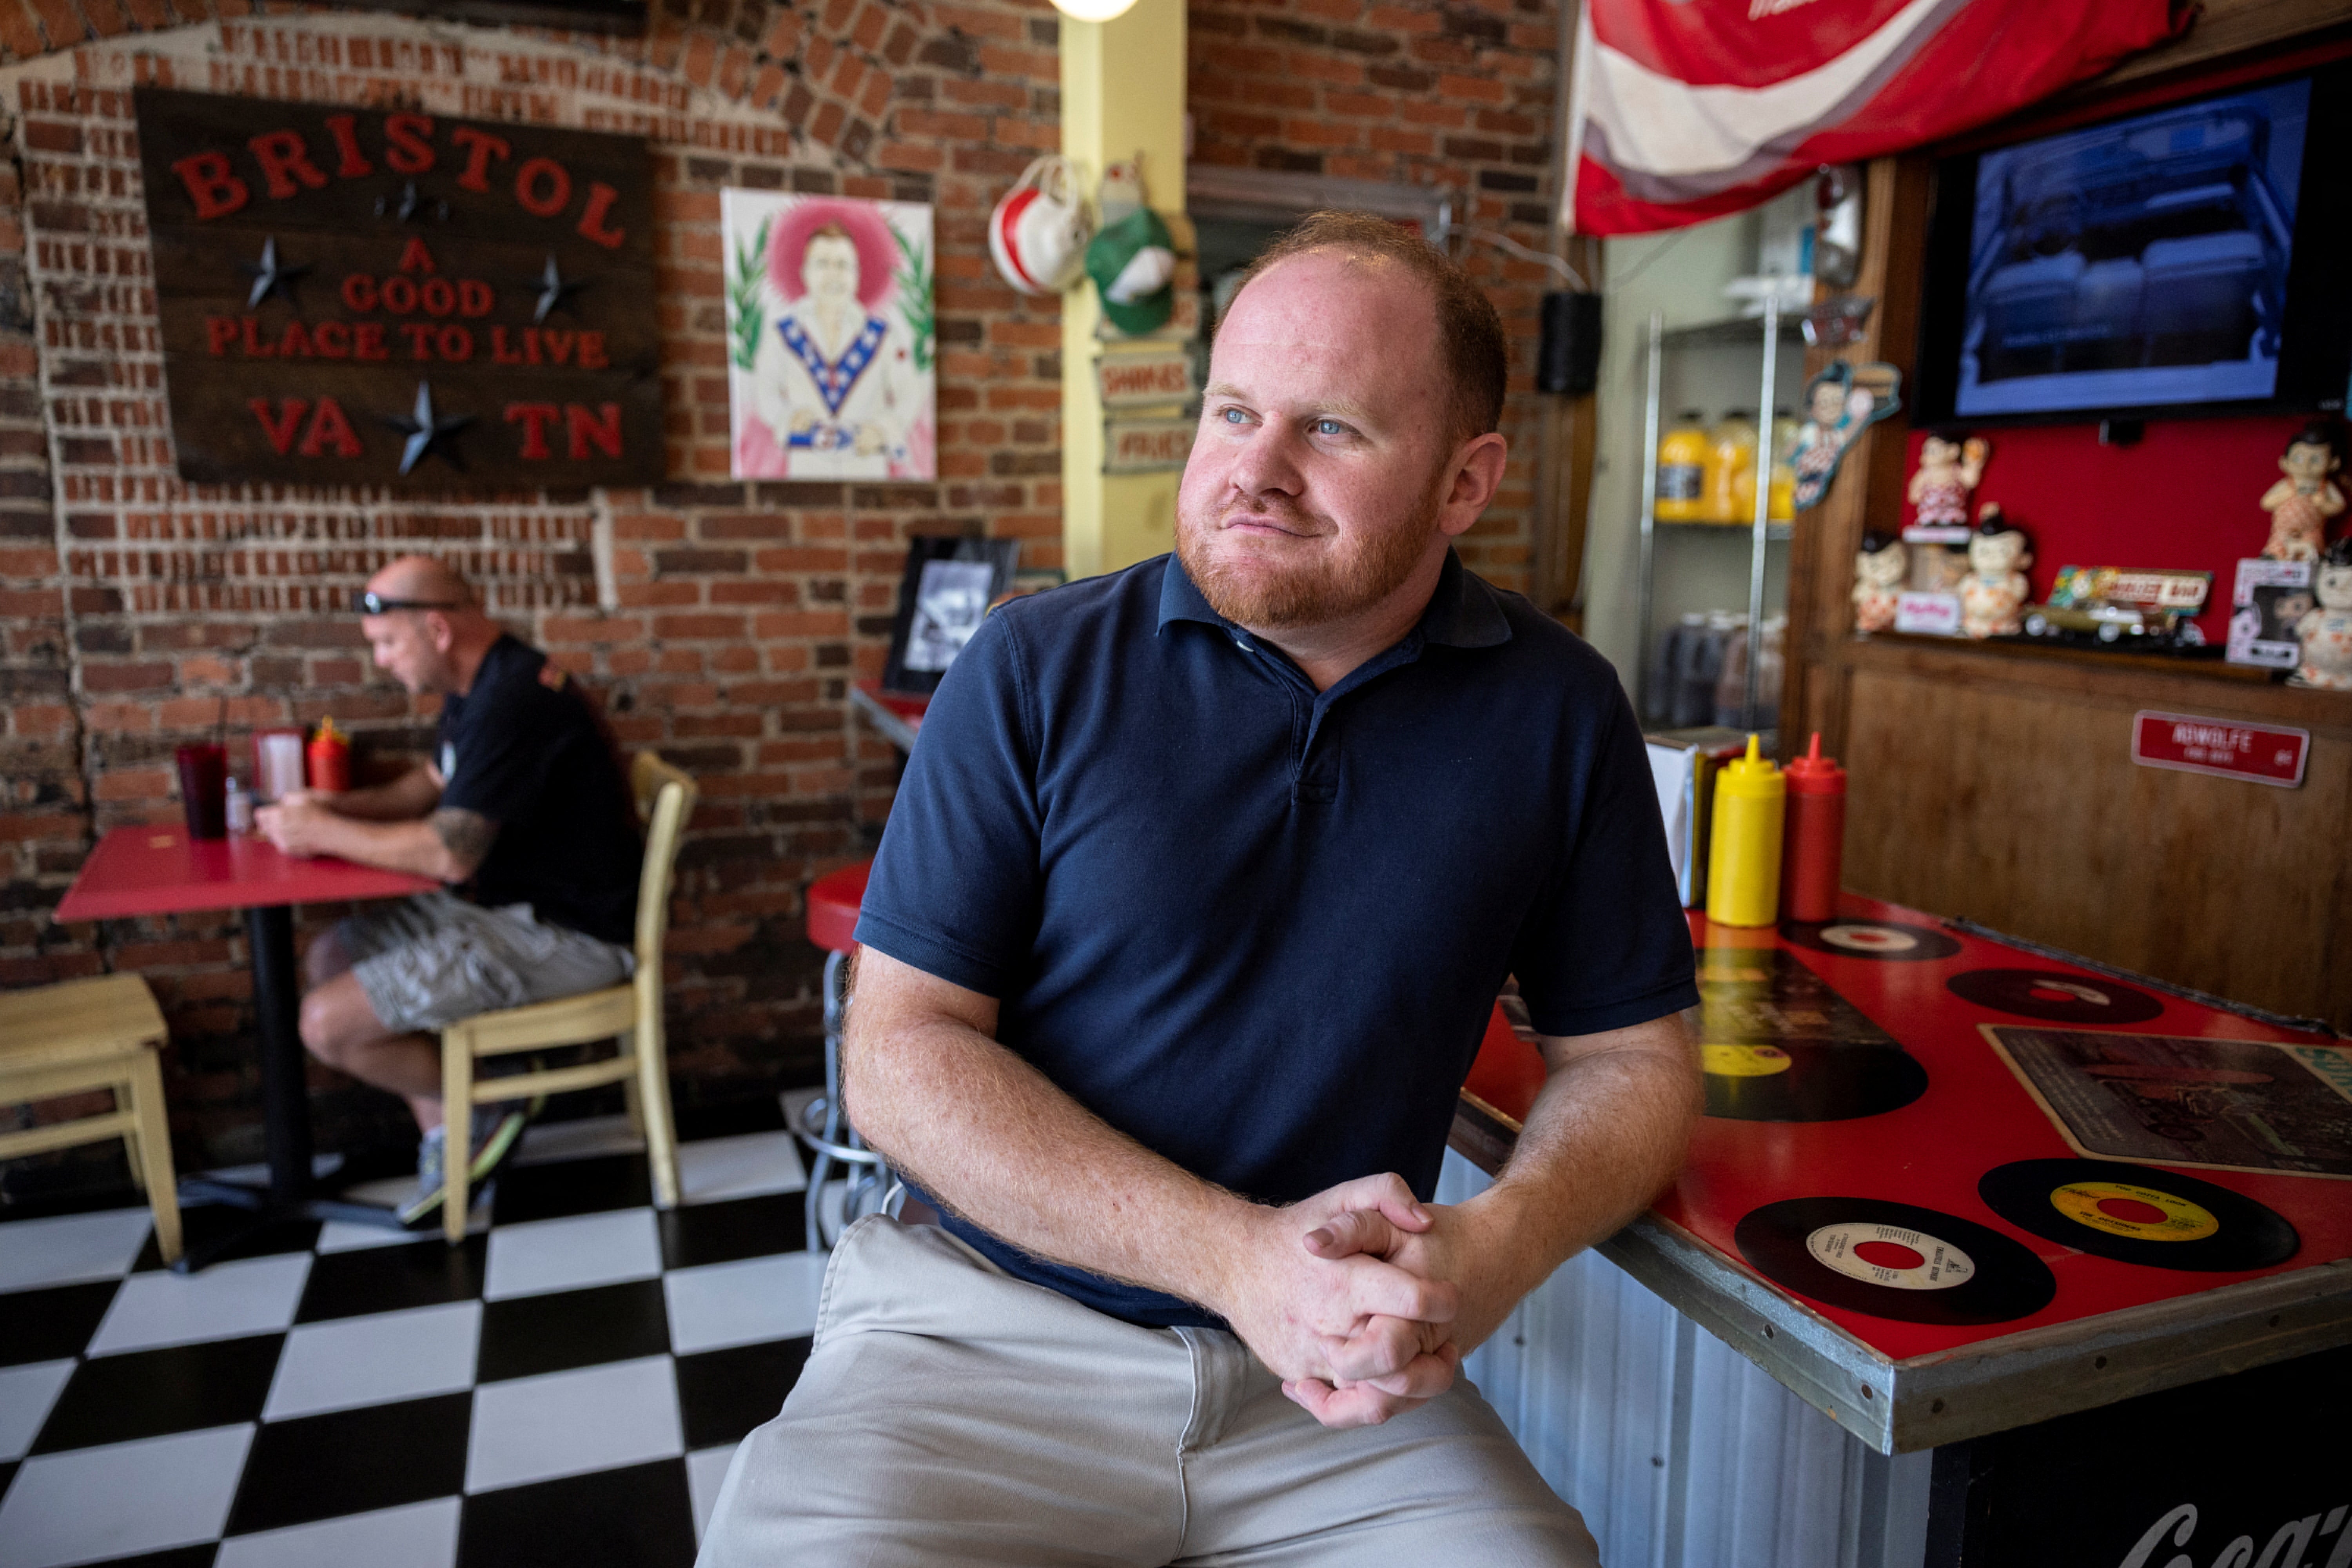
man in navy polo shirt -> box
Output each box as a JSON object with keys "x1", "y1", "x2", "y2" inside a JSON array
[{"x1": 702, "y1": 213, "x2": 1701, "y2": 1565}]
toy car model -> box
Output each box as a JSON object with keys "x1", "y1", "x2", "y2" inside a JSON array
[
  {"x1": 2014, "y1": 565, "x2": 2215, "y2": 652},
  {"x1": 2018, "y1": 600, "x2": 2210, "y2": 650}
]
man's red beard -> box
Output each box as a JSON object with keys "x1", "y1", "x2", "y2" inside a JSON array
[{"x1": 1176, "y1": 483, "x2": 1444, "y2": 631}]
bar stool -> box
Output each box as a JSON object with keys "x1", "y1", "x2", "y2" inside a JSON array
[{"x1": 796, "y1": 860, "x2": 897, "y2": 1251}]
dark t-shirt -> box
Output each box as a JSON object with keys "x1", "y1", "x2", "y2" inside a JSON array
[
  {"x1": 436, "y1": 635, "x2": 641, "y2": 947},
  {"x1": 854, "y1": 551, "x2": 1699, "y2": 1328}
]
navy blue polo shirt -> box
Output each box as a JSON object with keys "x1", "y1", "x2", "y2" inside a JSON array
[{"x1": 854, "y1": 550, "x2": 1697, "y2": 1327}]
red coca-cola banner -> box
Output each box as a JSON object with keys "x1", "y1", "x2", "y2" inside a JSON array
[{"x1": 1564, "y1": 0, "x2": 2181, "y2": 236}]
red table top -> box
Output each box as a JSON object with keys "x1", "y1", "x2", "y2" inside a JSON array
[
  {"x1": 54, "y1": 824, "x2": 439, "y2": 922},
  {"x1": 1461, "y1": 892, "x2": 2352, "y2": 1363},
  {"x1": 853, "y1": 679, "x2": 929, "y2": 724}
]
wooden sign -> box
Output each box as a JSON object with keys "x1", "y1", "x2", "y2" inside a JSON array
[
  {"x1": 132, "y1": 88, "x2": 659, "y2": 492},
  {"x1": 2131, "y1": 710, "x2": 2308, "y2": 788},
  {"x1": 1096, "y1": 346, "x2": 1196, "y2": 409},
  {"x1": 1103, "y1": 414, "x2": 1196, "y2": 474}
]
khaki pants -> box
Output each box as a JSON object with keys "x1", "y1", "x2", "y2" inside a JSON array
[{"x1": 698, "y1": 1215, "x2": 1597, "y2": 1567}]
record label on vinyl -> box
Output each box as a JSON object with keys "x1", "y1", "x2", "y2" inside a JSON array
[
  {"x1": 1784, "y1": 920, "x2": 1962, "y2": 961},
  {"x1": 2048, "y1": 1180, "x2": 2219, "y2": 1243},
  {"x1": 1736, "y1": 1197, "x2": 2058, "y2": 1323},
  {"x1": 1806, "y1": 1223, "x2": 1976, "y2": 1291},
  {"x1": 1703, "y1": 1044, "x2": 1793, "y2": 1077},
  {"x1": 1978, "y1": 1159, "x2": 2298, "y2": 1271},
  {"x1": 1948, "y1": 968, "x2": 2164, "y2": 1024}
]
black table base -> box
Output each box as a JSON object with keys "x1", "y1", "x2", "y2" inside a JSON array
[{"x1": 170, "y1": 905, "x2": 413, "y2": 1272}]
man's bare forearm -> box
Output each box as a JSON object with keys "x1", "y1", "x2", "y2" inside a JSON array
[
  {"x1": 322, "y1": 766, "x2": 442, "y2": 821},
  {"x1": 1470, "y1": 1014, "x2": 1700, "y2": 1308},
  {"x1": 844, "y1": 949, "x2": 1257, "y2": 1308},
  {"x1": 292, "y1": 811, "x2": 482, "y2": 882}
]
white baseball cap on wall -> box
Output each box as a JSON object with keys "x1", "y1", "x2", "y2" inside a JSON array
[{"x1": 989, "y1": 155, "x2": 1091, "y2": 297}]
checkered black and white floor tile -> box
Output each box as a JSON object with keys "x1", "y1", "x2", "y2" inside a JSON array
[{"x1": 0, "y1": 1110, "x2": 829, "y2": 1568}]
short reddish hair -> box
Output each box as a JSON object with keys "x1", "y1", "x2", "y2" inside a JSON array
[{"x1": 1231, "y1": 210, "x2": 1508, "y2": 449}]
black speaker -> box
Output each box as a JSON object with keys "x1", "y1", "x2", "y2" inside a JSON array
[{"x1": 1537, "y1": 290, "x2": 1603, "y2": 395}]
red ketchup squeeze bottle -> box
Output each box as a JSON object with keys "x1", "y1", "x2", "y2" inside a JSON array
[
  {"x1": 1780, "y1": 732, "x2": 1846, "y2": 923},
  {"x1": 307, "y1": 716, "x2": 352, "y2": 794}
]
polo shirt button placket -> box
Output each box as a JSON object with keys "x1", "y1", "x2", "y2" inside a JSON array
[{"x1": 1295, "y1": 700, "x2": 1341, "y2": 806}]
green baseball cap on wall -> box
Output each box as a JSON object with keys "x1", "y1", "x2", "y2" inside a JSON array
[{"x1": 1085, "y1": 207, "x2": 1178, "y2": 336}]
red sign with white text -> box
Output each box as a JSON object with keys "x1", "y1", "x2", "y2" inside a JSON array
[{"x1": 2131, "y1": 710, "x2": 2308, "y2": 788}]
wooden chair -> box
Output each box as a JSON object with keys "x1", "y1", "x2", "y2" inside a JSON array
[
  {"x1": 435, "y1": 751, "x2": 697, "y2": 1242},
  {"x1": 0, "y1": 974, "x2": 182, "y2": 1263}
]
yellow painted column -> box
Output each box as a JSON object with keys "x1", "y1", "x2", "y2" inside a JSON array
[{"x1": 1060, "y1": 0, "x2": 1189, "y2": 581}]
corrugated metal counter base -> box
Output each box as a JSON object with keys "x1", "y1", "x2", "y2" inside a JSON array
[{"x1": 1451, "y1": 1092, "x2": 2352, "y2": 1455}]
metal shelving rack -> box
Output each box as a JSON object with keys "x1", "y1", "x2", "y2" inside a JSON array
[{"x1": 1632, "y1": 296, "x2": 1804, "y2": 732}]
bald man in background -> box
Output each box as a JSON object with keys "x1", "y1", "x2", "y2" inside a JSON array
[{"x1": 257, "y1": 557, "x2": 643, "y2": 1225}]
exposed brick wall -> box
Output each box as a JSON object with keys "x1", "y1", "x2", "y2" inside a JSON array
[
  {"x1": 0, "y1": 1, "x2": 1064, "y2": 1186},
  {"x1": 1188, "y1": 0, "x2": 1559, "y2": 591}
]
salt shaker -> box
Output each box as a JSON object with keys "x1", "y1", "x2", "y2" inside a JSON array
[{"x1": 225, "y1": 776, "x2": 254, "y2": 834}]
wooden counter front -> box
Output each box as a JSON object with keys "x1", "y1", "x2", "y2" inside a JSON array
[{"x1": 1820, "y1": 633, "x2": 2352, "y2": 1033}]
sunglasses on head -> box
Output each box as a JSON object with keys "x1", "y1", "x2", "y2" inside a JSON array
[{"x1": 358, "y1": 591, "x2": 461, "y2": 615}]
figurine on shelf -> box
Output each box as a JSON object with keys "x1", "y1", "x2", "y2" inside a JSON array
[
  {"x1": 2292, "y1": 537, "x2": 2352, "y2": 690},
  {"x1": 1906, "y1": 432, "x2": 1991, "y2": 530},
  {"x1": 1789, "y1": 359, "x2": 1901, "y2": 512},
  {"x1": 1960, "y1": 504, "x2": 2033, "y2": 639},
  {"x1": 1852, "y1": 531, "x2": 1906, "y2": 632},
  {"x1": 2260, "y1": 420, "x2": 2345, "y2": 561}
]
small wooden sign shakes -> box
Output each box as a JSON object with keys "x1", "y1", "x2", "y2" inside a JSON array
[{"x1": 133, "y1": 88, "x2": 661, "y2": 492}]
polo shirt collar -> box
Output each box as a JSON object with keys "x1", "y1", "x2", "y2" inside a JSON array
[{"x1": 1157, "y1": 546, "x2": 1513, "y2": 649}]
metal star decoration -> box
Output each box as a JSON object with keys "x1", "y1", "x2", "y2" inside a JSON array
[
  {"x1": 243, "y1": 237, "x2": 309, "y2": 308},
  {"x1": 384, "y1": 382, "x2": 472, "y2": 475},
  {"x1": 532, "y1": 254, "x2": 584, "y2": 324},
  {"x1": 375, "y1": 181, "x2": 448, "y2": 223}
]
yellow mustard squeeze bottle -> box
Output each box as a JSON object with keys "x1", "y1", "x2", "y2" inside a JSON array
[
  {"x1": 1706, "y1": 734, "x2": 1785, "y2": 927},
  {"x1": 1703, "y1": 409, "x2": 1759, "y2": 524},
  {"x1": 1655, "y1": 411, "x2": 1710, "y2": 523}
]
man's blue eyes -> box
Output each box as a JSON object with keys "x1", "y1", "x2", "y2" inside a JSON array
[{"x1": 1218, "y1": 408, "x2": 1347, "y2": 437}]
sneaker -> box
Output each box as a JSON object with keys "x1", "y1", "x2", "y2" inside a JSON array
[{"x1": 399, "y1": 1108, "x2": 528, "y2": 1228}]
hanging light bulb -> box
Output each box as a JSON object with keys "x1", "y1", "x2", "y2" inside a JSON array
[{"x1": 1050, "y1": 0, "x2": 1140, "y2": 20}]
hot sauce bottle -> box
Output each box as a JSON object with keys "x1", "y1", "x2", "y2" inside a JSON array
[
  {"x1": 1780, "y1": 732, "x2": 1847, "y2": 923},
  {"x1": 307, "y1": 715, "x2": 352, "y2": 793},
  {"x1": 1706, "y1": 734, "x2": 1784, "y2": 928}
]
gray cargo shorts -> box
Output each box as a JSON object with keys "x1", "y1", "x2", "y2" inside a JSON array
[{"x1": 340, "y1": 891, "x2": 635, "y2": 1034}]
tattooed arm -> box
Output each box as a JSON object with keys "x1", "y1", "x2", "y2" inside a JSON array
[
  {"x1": 287, "y1": 763, "x2": 443, "y2": 822},
  {"x1": 254, "y1": 796, "x2": 499, "y2": 883}
]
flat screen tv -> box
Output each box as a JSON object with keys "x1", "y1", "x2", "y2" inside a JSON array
[{"x1": 1915, "y1": 61, "x2": 2352, "y2": 426}]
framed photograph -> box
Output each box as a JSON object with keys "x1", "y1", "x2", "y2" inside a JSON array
[
  {"x1": 2226, "y1": 557, "x2": 2314, "y2": 670},
  {"x1": 882, "y1": 537, "x2": 1023, "y2": 695},
  {"x1": 723, "y1": 190, "x2": 935, "y2": 479}
]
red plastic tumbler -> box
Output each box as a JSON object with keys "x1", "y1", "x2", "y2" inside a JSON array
[
  {"x1": 175, "y1": 743, "x2": 230, "y2": 840},
  {"x1": 1779, "y1": 732, "x2": 1846, "y2": 924}
]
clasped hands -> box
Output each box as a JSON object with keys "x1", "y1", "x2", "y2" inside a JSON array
[{"x1": 1212, "y1": 1172, "x2": 1512, "y2": 1431}]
